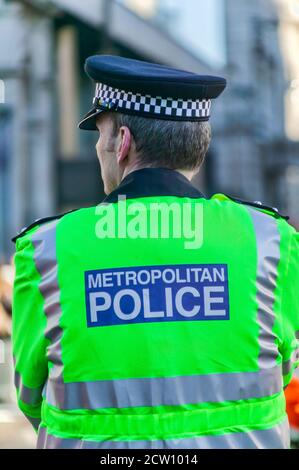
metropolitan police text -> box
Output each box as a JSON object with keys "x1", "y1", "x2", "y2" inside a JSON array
[{"x1": 85, "y1": 264, "x2": 230, "y2": 327}]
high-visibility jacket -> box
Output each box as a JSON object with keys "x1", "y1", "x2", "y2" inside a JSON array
[{"x1": 12, "y1": 168, "x2": 299, "y2": 449}]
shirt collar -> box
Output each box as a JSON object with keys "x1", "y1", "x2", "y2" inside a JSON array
[{"x1": 102, "y1": 167, "x2": 206, "y2": 203}]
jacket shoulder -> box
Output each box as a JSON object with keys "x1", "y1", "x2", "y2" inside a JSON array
[
  {"x1": 211, "y1": 193, "x2": 289, "y2": 221},
  {"x1": 11, "y1": 209, "x2": 79, "y2": 244}
]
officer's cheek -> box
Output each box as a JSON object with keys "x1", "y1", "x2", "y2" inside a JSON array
[{"x1": 95, "y1": 137, "x2": 104, "y2": 162}]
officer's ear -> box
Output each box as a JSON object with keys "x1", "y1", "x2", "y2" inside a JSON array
[{"x1": 116, "y1": 126, "x2": 133, "y2": 164}]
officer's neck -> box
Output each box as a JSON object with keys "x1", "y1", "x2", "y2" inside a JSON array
[{"x1": 121, "y1": 165, "x2": 196, "y2": 182}]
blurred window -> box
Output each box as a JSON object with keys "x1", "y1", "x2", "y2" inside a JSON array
[{"x1": 118, "y1": 0, "x2": 227, "y2": 68}]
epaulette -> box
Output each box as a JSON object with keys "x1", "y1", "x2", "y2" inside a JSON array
[
  {"x1": 224, "y1": 194, "x2": 289, "y2": 221},
  {"x1": 11, "y1": 209, "x2": 79, "y2": 244}
]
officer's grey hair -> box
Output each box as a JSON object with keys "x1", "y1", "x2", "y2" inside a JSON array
[{"x1": 110, "y1": 112, "x2": 211, "y2": 171}]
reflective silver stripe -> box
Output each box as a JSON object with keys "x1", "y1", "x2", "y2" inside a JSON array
[
  {"x1": 248, "y1": 209, "x2": 281, "y2": 369},
  {"x1": 283, "y1": 360, "x2": 292, "y2": 376},
  {"x1": 26, "y1": 416, "x2": 41, "y2": 431},
  {"x1": 44, "y1": 365, "x2": 283, "y2": 410},
  {"x1": 31, "y1": 221, "x2": 64, "y2": 381},
  {"x1": 14, "y1": 371, "x2": 43, "y2": 406},
  {"x1": 37, "y1": 419, "x2": 290, "y2": 449}
]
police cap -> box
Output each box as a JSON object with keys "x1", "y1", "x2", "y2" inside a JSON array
[{"x1": 78, "y1": 55, "x2": 227, "y2": 131}]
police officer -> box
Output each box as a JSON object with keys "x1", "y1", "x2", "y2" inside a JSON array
[{"x1": 12, "y1": 55, "x2": 299, "y2": 449}]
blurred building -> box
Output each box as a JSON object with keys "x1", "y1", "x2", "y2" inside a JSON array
[
  {"x1": 210, "y1": 0, "x2": 299, "y2": 226},
  {"x1": 0, "y1": 0, "x2": 211, "y2": 261},
  {"x1": 0, "y1": 0, "x2": 299, "y2": 262}
]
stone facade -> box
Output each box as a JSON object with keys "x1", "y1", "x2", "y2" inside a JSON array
[
  {"x1": 210, "y1": 0, "x2": 299, "y2": 225},
  {"x1": 0, "y1": 0, "x2": 210, "y2": 260}
]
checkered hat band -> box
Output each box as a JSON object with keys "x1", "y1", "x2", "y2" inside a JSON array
[{"x1": 92, "y1": 83, "x2": 211, "y2": 119}]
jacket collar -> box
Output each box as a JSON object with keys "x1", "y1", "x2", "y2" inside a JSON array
[{"x1": 102, "y1": 167, "x2": 206, "y2": 203}]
